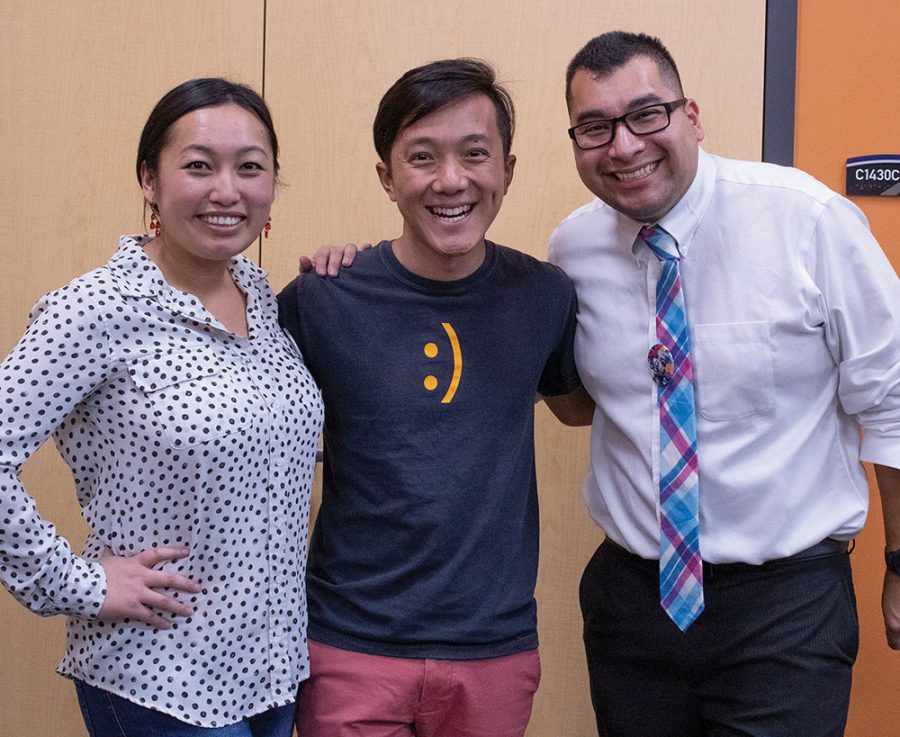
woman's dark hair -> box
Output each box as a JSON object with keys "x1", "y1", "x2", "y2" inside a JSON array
[
  {"x1": 136, "y1": 77, "x2": 279, "y2": 187},
  {"x1": 373, "y1": 58, "x2": 515, "y2": 165}
]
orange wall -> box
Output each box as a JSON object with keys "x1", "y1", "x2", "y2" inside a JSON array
[{"x1": 795, "y1": 2, "x2": 900, "y2": 735}]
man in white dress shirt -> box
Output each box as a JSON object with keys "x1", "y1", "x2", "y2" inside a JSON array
[{"x1": 545, "y1": 30, "x2": 900, "y2": 737}]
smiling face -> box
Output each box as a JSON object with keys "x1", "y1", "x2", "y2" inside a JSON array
[
  {"x1": 140, "y1": 103, "x2": 276, "y2": 269},
  {"x1": 568, "y1": 55, "x2": 704, "y2": 223},
  {"x1": 376, "y1": 93, "x2": 516, "y2": 281}
]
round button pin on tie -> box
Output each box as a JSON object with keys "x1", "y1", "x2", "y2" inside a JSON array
[{"x1": 648, "y1": 344, "x2": 675, "y2": 387}]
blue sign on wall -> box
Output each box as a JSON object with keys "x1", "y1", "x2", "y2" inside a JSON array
[{"x1": 846, "y1": 155, "x2": 900, "y2": 196}]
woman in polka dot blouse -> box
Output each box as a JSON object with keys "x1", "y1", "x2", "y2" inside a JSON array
[{"x1": 0, "y1": 79, "x2": 323, "y2": 735}]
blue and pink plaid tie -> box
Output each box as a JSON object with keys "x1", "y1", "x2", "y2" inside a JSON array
[{"x1": 641, "y1": 224, "x2": 704, "y2": 632}]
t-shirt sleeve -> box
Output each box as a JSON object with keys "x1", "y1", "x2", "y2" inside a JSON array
[{"x1": 537, "y1": 273, "x2": 581, "y2": 397}]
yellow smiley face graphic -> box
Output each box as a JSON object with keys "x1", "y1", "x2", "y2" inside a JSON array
[{"x1": 422, "y1": 322, "x2": 463, "y2": 403}]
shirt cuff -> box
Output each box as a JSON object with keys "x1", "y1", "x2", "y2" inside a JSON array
[
  {"x1": 860, "y1": 430, "x2": 900, "y2": 470},
  {"x1": 56, "y1": 557, "x2": 106, "y2": 619}
]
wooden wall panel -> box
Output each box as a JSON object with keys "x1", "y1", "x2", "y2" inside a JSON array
[
  {"x1": 262, "y1": 3, "x2": 765, "y2": 735},
  {"x1": 795, "y1": 3, "x2": 900, "y2": 735},
  {"x1": 0, "y1": 3, "x2": 264, "y2": 735},
  {"x1": 262, "y1": 0, "x2": 764, "y2": 281},
  {"x1": 1, "y1": 1, "x2": 765, "y2": 735}
]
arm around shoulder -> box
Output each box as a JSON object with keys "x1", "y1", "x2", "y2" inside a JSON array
[
  {"x1": 299, "y1": 242, "x2": 368, "y2": 277},
  {"x1": 542, "y1": 385, "x2": 595, "y2": 426}
]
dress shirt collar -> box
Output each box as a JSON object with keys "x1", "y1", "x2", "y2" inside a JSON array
[
  {"x1": 626, "y1": 147, "x2": 716, "y2": 262},
  {"x1": 109, "y1": 235, "x2": 269, "y2": 299}
]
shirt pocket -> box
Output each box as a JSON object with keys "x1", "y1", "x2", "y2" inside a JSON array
[
  {"x1": 127, "y1": 348, "x2": 248, "y2": 448},
  {"x1": 692, "y1": 321, "x2": 775, "y2": 421}
]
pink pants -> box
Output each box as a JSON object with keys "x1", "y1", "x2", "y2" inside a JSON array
[{"x1": 296, "y1": 640, "x2": 541, "y2": 737}]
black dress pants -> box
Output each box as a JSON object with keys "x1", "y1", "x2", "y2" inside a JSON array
[{"x1": 580, "y1": 539, "x2": 858, "y2": 737}]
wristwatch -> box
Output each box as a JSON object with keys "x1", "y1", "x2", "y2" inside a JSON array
[{"x1": 885, "y1": 548, "x2": 900, "y2": 576}]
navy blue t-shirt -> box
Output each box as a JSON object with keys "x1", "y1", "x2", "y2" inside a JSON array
[{"x1": 278, "y1": 240, "x2": 579, "y2": 659}]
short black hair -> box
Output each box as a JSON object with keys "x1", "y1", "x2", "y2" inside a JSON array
[
  {"x1": 136, "y1": 77, "x2": 279, "y2": 186},
  {"x1": 373, "y1": 58, "x2": 515, "y2": 164},
  {"x1": 566, "y1": 32, "x2": 684, "y2": 108}
]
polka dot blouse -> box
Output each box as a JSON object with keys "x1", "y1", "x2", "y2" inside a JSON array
[{"x1": 0, "y1": 235, "x2": 323, "y2": 727}]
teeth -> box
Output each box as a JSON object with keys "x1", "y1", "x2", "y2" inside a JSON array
[
  {"x1": 430, "y1": 205, "x2": 472, "y2": 219},
  {"x1": 615, "y1": 162, "x2": 657, "y2": 181},
  {"x1": 201, "y1": 215, "x2": 241, "y2": 226}
]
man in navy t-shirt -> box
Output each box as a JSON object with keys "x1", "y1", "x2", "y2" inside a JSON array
[{"x1": 279, "y1": 59, "x2": 580, "y2": 737}]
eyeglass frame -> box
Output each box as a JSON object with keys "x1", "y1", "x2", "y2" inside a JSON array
[{"x1": 567, "y1": 98, "x2": 689, "y2": 151}]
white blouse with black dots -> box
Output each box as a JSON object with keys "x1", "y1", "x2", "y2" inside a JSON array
[{"x1": 0, "y1": 235, "x2": 324, "y2": 727}]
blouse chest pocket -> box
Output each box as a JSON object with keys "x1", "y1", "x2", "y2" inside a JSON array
[
  {"x1": 127, "y1": 349, "x2": 252, "y2": 449},
  {"x1": 691, "y1": 321, "x2": 775, "y2": 422}
]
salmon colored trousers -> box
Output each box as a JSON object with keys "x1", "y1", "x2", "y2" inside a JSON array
[{"x1": 296, "y1": 640, "x2": 541, "y2": 737}]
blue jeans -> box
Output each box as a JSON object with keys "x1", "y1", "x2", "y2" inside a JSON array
[{"x1": 74, "y1": 680, "x2": 295, "y2": 737}]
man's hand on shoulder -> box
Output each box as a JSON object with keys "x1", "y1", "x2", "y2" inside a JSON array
[{"x1": 299, "y1": 243, "x2": 371, "y2": 277}]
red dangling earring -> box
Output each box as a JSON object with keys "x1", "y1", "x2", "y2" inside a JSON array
[
  {"x1": 149, "y1": 210, "x2": 161, "y2": 237},
  {"x1": 264, "y1": 217, "x2": 272, "y2": 239}
]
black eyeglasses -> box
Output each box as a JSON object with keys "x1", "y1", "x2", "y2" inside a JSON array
[{"x1": 568, "y1": 98, "x2": 688, "y2": 150}]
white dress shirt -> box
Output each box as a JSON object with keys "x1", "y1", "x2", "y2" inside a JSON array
[
  {"x1": 0, "y1": 236, "x2": 323, "y2": 726},
  {"x1": 550, "y1": 149, "x2": 900, "y2": 564}
]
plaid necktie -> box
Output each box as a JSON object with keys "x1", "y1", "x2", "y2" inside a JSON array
[{"x1": 641, "y1": 224, "x2": 704, "y2": 632}]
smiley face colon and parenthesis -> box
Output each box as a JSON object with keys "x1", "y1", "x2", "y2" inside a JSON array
[{"x1": 422, "y1": 322, "x2": 462, "y2": 404}]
